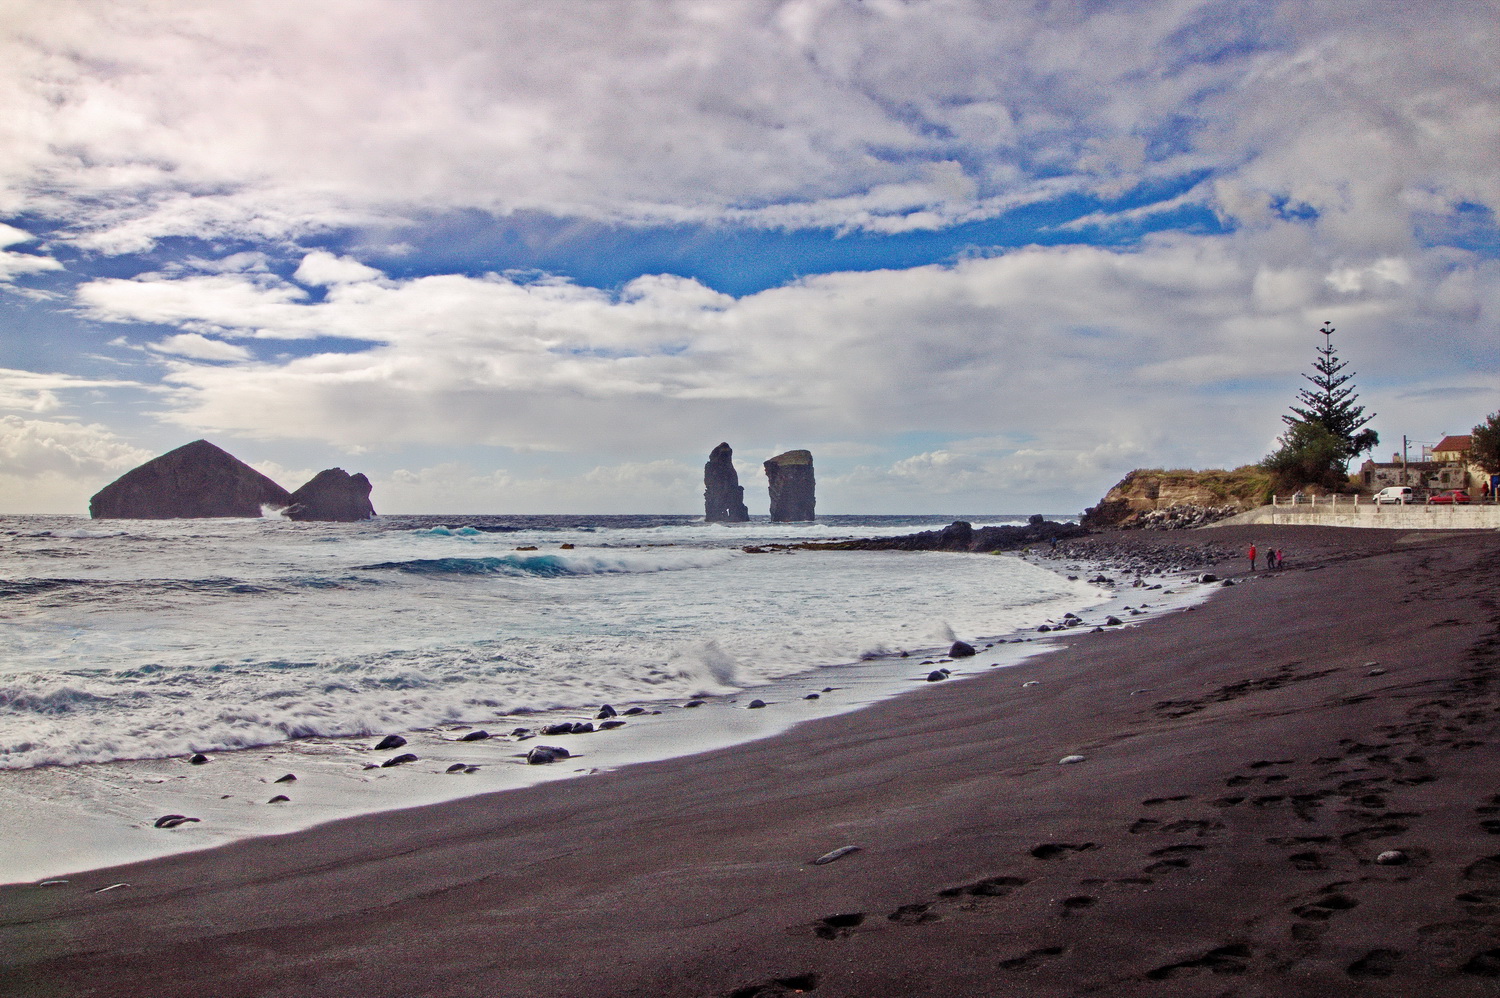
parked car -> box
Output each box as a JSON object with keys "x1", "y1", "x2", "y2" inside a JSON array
[
  {"x1": 1427, "y1": 489, "x2": 1472, "y2": 505},
  {"x1": 1374, "y1": 486, "x2": 1414, "y2": 504}
]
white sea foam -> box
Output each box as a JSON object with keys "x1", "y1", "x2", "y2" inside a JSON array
[{"x1": 0, "y1": 513, "x2": 1104, "y2": 770}]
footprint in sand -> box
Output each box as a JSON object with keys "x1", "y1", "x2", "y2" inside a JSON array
[
  {"x1": 728, "y1": 972, "x2": 820, "y2": 998},
  {"x1": 999, "y1": 945, "x2": 1065, "y2": 971},
  {"x1": 1144, "y1": 942, "x2": 1253, "y2": 980}
]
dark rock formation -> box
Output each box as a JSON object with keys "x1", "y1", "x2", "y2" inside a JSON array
[
  {"x1": 285, "y1": 468, "x2": 375, "y2": 522},
  {"x1": 374, "y1": 734, "x2": 407, "y2": 751},
  {"x1": 90, "y1": 439, "x2": 293, "y2": 519},
  {"x1": 764, "y1": 450, "x2": 815, "y2": 522},
  {"x1": 949, "y1": 641, "x2": 976, "y2": 658},
  {"x1": 798, "y1": 518, "x2": 1086, "y2": 554},
  {"x1": 1081, "y1": 469, "x2": 1264, "y2": 529},
  {"x1": 704, "y1": 443, "x2": 749, "y2": 522}
]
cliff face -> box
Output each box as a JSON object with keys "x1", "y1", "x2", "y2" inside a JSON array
[
  {"x1": 1081, "y1": 468, "x2": 1268, "y2": 529},
  {"x1": 703, "y1": 442, "x2": 749, "y2": 522},
  {"x1": 285, "y1": 469, "x2": 376, "y2": 522},
  {"x1": 764, "y1": 450, "x2": 815, "y2": 522},
  {"x1": 90, "y1": 440, "x2": 295, "y2": 519}
]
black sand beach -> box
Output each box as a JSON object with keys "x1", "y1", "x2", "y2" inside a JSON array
[{"x1": 4, "y1": 525, "x2": 1500, "y2": 997}]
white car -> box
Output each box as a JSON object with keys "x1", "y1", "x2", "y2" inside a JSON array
[{"x1": 1374, "y1": 486, "x2": 1414, "y2": 504}]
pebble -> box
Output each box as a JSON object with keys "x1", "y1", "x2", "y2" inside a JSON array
[
  {"x1": 949, "y1": 640, "x2": 976, "y2": 658},
  {"x1": 1375, "y1": 850, "x2": 1408, "y2": 865},
  {"x1": 153, "y1": 814, "x2": 201, "y2": 829},
  {"x1": 445, "y1": 763, "x2": 468, "y2": 773},
  {"x1": 811, "y1": 845, "x2": 861, "y2": 866},
  {"x1": 623, "y1": 707, "x2": 647, "y2": 716},
  {"x1": 747, "y1": 699, "x2": 767, "y2": 709},
  {"x1": 526, "y1": 745, "x2": 570, "y2": 765},
  {"x1": 804, "y1": 693, "x2": 820, "y2": 700},
  {"x1": 380, "y1": 753, "x2": 418, "y2": 768},
  {"x1": 458, "y1": 730, "x2": 490, "y2": 742},
  {"x1": 598, "y1": 719, "x2": 626, "y2": 730},
  {"x1": 274, "y1": 773, "x2": 296, "y2": 783},
  {"x1": 683, "y1": 700, "x2": 705, "y2": 708},
  {"x1": 596, "y1": 704, "x2": 618, "y2": 719},
  {"x1": 188, "y1": 754, "x2": 210, "y2": 765},
  {"x1": 268, "y1": 795, "x2": 290, "y2": 803},
  {"x1": 926, "y1": 670, "x2": 947, "y2": 682},
  {"x1": 374, "y1": 735, "x2": 407, "y2": 751},
  {"x1": 1059, "y1": 755, "x2": 1087, "y2": 765}
]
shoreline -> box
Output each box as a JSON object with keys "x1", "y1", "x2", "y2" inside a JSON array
[
  {"x1": 0, "y1": 547, "x2": 1205, "y2": 885},
  {"x1": 5, "y1": 524, "x2": 1500, "y2": 996}
]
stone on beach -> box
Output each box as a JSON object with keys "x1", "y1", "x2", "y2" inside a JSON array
[
  {"x1": 457, "y1": 730, "x2": 490, "y2": 742},
  {"x1": 274, "y1": 773, "x2": 296, "y2": 783},
  {"x1": 380, "y1": 753, "x2": 418, "y2": 768},
  {"x1": 926, "y1": 671, "x2": 947, "y2": 682},
  {"x1": 747, "y1": 699, "x2": 767, "y2": 709},
  {"x1": 596, "y1": 704, "x2": 618, "y2": 719},
  {"x1": 268, "y1": 795, "x2": 290, "y2": 803},
  {"x1": 526, "y1": 745, "x2": 570, "y2": 765},
  {"x1": 189, "y1": 754, "x2": 210, "y2": 765},
  {"x1": 374, "y1": 735, "x2": 407, "y2": 751},
  {"x1": 949, "y1": 640, "x2": 976, "y2": 658}
]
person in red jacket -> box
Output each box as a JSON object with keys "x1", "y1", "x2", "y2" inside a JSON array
[{"x1": 1248, "y1": 543, "x2": 1258, "y2": 572}]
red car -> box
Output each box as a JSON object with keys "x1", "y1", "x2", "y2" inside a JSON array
[{"x1": 1426, "y1": 489, "x2": 1472, "y2": 504}]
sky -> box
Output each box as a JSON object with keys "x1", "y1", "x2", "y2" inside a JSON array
[{"x1": 1, "y1": 0, "x2": 1497, "y2": 515}]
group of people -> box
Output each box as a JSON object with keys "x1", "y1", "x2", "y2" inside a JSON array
[{"x1": 1247, "y1": 543, "x2": 1283, "y2": 572}]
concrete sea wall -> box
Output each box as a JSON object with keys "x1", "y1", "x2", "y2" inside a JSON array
[{"x1": 1214, "y1": 503, "x2": 1500, "y2": 529}]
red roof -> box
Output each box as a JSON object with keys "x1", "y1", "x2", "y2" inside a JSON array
[{"x1": 1434, "y1": 435, "x2": 1472, "y2": 453}]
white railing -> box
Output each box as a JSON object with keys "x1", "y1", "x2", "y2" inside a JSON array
[{"x1": 1270, "y1": 493, "x2": 1362, "y2": 507}]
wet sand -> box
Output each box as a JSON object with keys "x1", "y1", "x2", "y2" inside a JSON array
[{"x1": 4, "y1": 525, "x2": 1500, "y2": 997}]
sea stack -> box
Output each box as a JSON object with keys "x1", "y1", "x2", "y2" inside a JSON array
[
  {"x1": 764, "y1": 450, "x2": 815, "y2": 522},
  {"x1": 89, "y1": 440, "x2": 293, "y2": 519},
  {"x1": 703, "y1": 442, "x2": 750, "y2": 523},
  {"x1": 285, "y1": 469, "x2": 376, "y2": 522}
]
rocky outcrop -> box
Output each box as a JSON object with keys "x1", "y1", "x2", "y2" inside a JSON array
[
  {"x1": 1081, "y1": 468, "x2": 1267, "y2": 530},
  {"x1": 285, "y1": 468, "x2": 375, "y2": 522},
  {"x1": 90, "y1": 440, "x2": 293, "y2": 519},
  {"x1": 704, "y1": 442, "x2": 750, "y2": 522},
  {"x1": 801, "y1": 518, "x2": 1086, "y2": 553},
  {"x1": 764, "y1": 450, "x2": 815, "y2": 522}
]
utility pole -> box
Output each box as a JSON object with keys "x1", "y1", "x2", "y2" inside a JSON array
[{"x1": 1402, "y1": 435, "x2": 1408, "y2": 485}]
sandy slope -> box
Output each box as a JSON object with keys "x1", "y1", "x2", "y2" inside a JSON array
[{"x1": 4, "y1": 525, "x2": 1500, "y2": 997}]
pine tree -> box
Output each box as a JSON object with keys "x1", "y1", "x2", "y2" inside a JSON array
[{"x1": 1283, "y1": 321, "x2": 1378, "y2": 460}]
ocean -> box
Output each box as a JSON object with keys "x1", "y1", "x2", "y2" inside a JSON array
[{"x1": 0, "y1": 512, "x2": 1169, "y2": 881}]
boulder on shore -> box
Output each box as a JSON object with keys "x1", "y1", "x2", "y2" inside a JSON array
[
  {"x1": 90, "y1": 440, "x2": 293, "y2": 519},
  {"x1": 285, "y1": 468, "x2": 376, "y2": 522},
  {"x1": 764, "y1": 450, "x2": 815, "y2": 522},
  {"x1": 703, "y1": 442, "x2": 750, "y2": 523}
]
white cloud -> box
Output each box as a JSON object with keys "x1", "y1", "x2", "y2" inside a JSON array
[
  {"x1": 0, "y1": 416, "x2": 154, "y2": 512},
  {"x1": 0, "y1": 222, "x2": 62, "y2": 280},
  {"x1": 146, "y1": 333, "x2": 252, "y2": 362},
  {"x1": 293, "y1": 251, "x2": 382, "y2": 286},
  {"x1": 0, "y1": 369, "x2": 141, "y2": 413},
  {"x1": 1, "y1": 1, "x2": 1493, "y2": 251}
]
